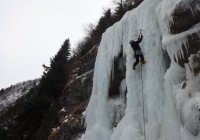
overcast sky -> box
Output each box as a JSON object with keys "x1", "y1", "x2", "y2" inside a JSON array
[{"x1": 0, "y1": 0, "x2": 114, "y2": 89}]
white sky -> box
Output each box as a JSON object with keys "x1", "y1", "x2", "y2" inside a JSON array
[{"x1": 0, "y1": 0, "x2": 113, "y2": 89}]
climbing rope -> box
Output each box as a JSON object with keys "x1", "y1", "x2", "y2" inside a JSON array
[{"x1": 141, "y1": 64, "x2": 147, "y2": 140}]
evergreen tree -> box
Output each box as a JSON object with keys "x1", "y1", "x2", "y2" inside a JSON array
[{"x1": 40, "y1": 39, "x2": 71, "y2": 99}]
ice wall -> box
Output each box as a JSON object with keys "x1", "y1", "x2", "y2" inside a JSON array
[{"x1": 80, "y1": 0, "x2": 200, "y2": 140}]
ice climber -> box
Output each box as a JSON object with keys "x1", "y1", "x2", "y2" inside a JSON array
[{"x1": 129, "y1": 32, "x2": 146, "y2": 70}]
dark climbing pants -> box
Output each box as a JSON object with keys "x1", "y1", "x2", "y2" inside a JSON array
[{"x1": 133, "y1": 54, "x2": 144, "y2": 68}]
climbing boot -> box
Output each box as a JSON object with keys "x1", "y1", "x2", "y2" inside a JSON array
[{"x1": 141, "y1": 60, "x2": 146, "y2": 64}]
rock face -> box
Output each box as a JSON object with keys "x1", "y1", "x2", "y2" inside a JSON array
[
  {"x1": 48, "y1": 102, "x2": 86, "y2": 140},
  {"x1": 170, "y1": 1, "x2": 200, "y2": 34},
  {"x1": 158, "y1": 0, "x2": 200, "y2": 137},
  {"x1": 48, "y1": 46, "x2": 98, "y2": 140},
  {"x1": 62, "y1": 45, "x2": 98, "y2": 105},
  {"x1": 164, "y1": 0, "x2": 200, "y2": 67},
  {"x1": 134, "y1": 0, "x2": 143, "y2": 5},
  {"x1": 189, "y1": 53, "x2": 200, "y2": 76}
]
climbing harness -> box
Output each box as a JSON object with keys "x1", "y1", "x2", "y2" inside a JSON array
[{"x1": 141, "y1": 65, "x2": 147, "y2": 140}]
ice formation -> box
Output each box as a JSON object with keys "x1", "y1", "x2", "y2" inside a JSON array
[{"x1": 80, "y1": 0, "x2": 200, "y2": 140}]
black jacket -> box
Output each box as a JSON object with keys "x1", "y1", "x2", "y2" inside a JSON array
[{"x1": 130, "y1": 36, "x2": 143, "y2": 52}]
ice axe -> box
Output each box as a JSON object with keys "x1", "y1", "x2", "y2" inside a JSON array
[{"x1": 139, "y1": 29, "x2": 144, "y2": 37}]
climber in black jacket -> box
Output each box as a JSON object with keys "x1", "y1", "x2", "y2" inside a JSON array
[{"x1": 129, "y1": 33, "x2": 146, "y2": 70}]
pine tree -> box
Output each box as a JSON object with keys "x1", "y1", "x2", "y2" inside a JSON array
[{"x1": 40, "y1": 39, "x2": 71, "y2": 99}]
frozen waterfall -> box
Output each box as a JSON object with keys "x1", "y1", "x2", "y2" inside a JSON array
[{"x1": 80, "y1": 0, "x2": 200, "y2": 140}]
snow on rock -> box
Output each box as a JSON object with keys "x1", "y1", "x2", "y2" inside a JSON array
[
  {"x1": 60, "y1": 108, "x2": 66, "y2": 112},
  {"x1": 182, "y1": 96, "x2": 200, "y2": 136},
  {"x1": 80, "y1": 0, "x2": 200, "y2": 140},
  {"x1": 165, "y1": 53, "x2": 200, "y2": 139},
  {"x1": 0, "y1": 79, "x2": 39, "y2": 112},
  {"x1": 181, "y1": 53, "x2": 200, "y2": 136}
]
